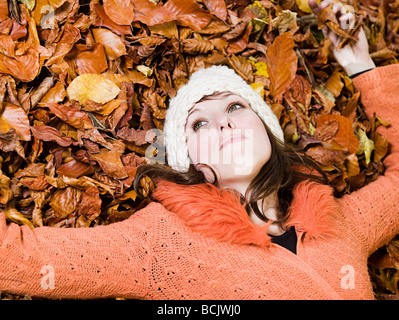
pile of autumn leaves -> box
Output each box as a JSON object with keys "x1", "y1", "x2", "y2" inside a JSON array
[{"x1": 0, "y1": 0, "x2": 398, "y2": 299}]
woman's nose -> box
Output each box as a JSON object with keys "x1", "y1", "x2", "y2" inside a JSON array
[{"x1": 219, "y1": 116, "x2": 235, "y2": 131}]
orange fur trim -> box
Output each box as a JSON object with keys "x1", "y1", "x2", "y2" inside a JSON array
[
  {"x1": 152, "y1": 180, "x2": 272, "y2": 247},
  {"x1": 286, "y1": 181, "x2": 337, "y2": 239},
  {"x1": 152, "y1": 179, "x2": 336, "y2": 247}
]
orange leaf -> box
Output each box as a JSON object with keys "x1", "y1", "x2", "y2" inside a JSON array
[
  {"x1": 265, "y1": 32, "x2": 298, "y2": 102},
  {"x1": 56, "y1": 159, "x2": 95, "y2": 178},
  {"x1": 316, "y1": 114, "x2": 359, "y2": 155},
  {"x1": 325, "y1": 69, "x2": 344, "y2": 97},
  {"x1": 103, "y1": 0, "x2": 135, "y2": 26},
  {"x1": 1, "y1": 48, "x2": 41, "y2": 82},
  {"x1": 91, "y1": 2, "x2": 132, "y2": 35},
  {"x1": 227, "y1": 25, "x2": 252, "y2": 54},
  {"x1": 44, "y1": 24, "x2": 81, "y2": 67},
  {"x1": 68, "y1": 43, "x2": 108, "y2": 75},
  {"x1": 287, "y1": 75, "x2": 312, "y2": 109},
  {"x1": 49, "y1": 187, "x2": 79, "y2": 218},
  {"x1": 20, "y1": 175, "x2": 50, "y2": 191},
  {"x1": 317, "y1": 4, "x2": 360, "y2": 48},
  {"x1": 92, "y1": 28, "x2": 126, "y2": 60},
  {"x1": 47, "y1": 103, "x2": 93, "y2": 130},
  {"x1": 182, "y1": 38, "x2": 215, "y2": 54},
  {"x1": 31, "y1": 125, "x2": 74, "y2": 147},
  {"x1": 75, "y1": 186, "x2": 101, "y2": 222},
  {"x1": 227, "y1": 54, "x2": 253, "y2": 82},
  {"x1": 0, "y1": 0, "x2": 8, "y2": 22},
  {"x1": 164, "y1": 0, "x2": 213, "y2": 31},
  {"x1": 0, "y1": 103, "x2": 31, "y2": 141},
  {"x1": 203, "y1": 0, "x2": 227, "y2": 21},
  {"x1": 131, "y1": 0, "x2": 175, "y2": 26},
  {"x1": 39, "y1": 81, "x2": 66, "y2": 106},
  {"x1": 306, "y1": 146, "x2": 347, "y2": 166},
  {"x1": 90, "y1": 149, "x2": 128, "y2": 179}
]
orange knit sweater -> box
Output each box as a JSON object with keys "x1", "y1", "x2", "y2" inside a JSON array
[{"x1": 1, "y1": 65, "x2": 399, "y2": 300}]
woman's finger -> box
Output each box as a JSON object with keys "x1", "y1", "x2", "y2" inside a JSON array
[
  {"x1": 308, "y1": 0, "x2": 321, "y2": 15},
  {"x1": 339, "y1": 12, "x2": 355, "y2": 30},
  {"x1": 308, "y1": 0, "x2": 332, "y2": 15},
  {"x1": 327, "y1": 29, "x2": 340, "y2": 47},
  {"x1": 332, "y1": 2, "x2": 343, "y2": 14}
]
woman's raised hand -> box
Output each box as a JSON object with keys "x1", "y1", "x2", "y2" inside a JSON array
[{"x1": 308, "y1": 0, "x2": 375, "y2": 76}]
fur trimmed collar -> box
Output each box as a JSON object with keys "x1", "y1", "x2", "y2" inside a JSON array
[{"x1": 152, "y1": 180, "x2": 337, "y2": 248}]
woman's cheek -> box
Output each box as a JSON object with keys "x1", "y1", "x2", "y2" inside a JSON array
[{"x1": 187, "y1": 130, "x2": 216, "y2": 166}]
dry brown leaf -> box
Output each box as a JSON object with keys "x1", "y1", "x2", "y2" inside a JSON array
[
  {"x1": 56, "y1": 159, "x2": 95, "y2": 178},
  {"x1": 117, "y1": 126, "x2": 155, "y2": 146},
  {"x1": 47, "y1": 102, "x2": 93, "y2": 130},
  {"x1": 203, "y1": 0, "x2": 227, "y2": 21},
  {"x1": 49, "y1": 186, "x2": 79, "y2": 218},
  {"x1": 30, "y1": 124, "x2": 74, "y2": 147},
  {"x1": 90, "y1": 148, "x2": 128, "y2": 179},
  {"x1": 182, "y1": 38, "x2": 215, "y2": 54},
  {"x1": 4, "y1": 204, "x2": 35, "y2": 228}
]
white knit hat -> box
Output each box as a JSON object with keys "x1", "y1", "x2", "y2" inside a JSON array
[{"x1": 164, "y1": 65, "x2": 284, "y2": 172}]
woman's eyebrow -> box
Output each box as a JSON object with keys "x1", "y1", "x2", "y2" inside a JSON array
[{"x1": 187, "y1": 107, "x2": 200, "y2": 119}]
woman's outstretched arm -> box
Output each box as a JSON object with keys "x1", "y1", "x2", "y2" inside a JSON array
[
  {"x1": 337, "y1": 64, "x2": 399, "y2": 254},
  {"x1": 309, "y1": 0, "x2": 399, "y2": 254},
  {"x1": 0, "y1": 203, "x2": 160, "y2": 299}
]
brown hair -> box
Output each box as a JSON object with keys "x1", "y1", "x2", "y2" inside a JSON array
[{"x1": 133, "y1": 93, "x2": 328, "y2": 227}]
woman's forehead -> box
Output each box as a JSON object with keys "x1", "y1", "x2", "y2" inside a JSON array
[
  {"x1": 196, "y1": 91, "x2": 233, "y2": 103},
  {"x1": 189, "y1": 92, "x2": 249, "y2": 113}
]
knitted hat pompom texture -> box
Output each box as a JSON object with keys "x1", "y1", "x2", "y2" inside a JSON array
[{"x1": 164, "y1": 65, "x2": 284, "y2": 172}]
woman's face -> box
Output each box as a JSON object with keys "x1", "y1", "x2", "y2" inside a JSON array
[{"x1": 185, "y1": 92, "x2": 272, "y2": 193}]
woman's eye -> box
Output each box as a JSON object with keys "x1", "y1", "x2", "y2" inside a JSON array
[
  {"x1": 192, "y1": 120, "x2": 206, "y2": 131},
  {"x1": 228, "y1": 104, "x2": 243, "y2": 113}
]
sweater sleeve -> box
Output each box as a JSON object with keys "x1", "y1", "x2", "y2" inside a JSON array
[
  {"x1": 337, "y1": 64, "x2": 399, "y2": 255},
  {"x1": 0, "y1": 202, "x2": 159, "y2": 299}
]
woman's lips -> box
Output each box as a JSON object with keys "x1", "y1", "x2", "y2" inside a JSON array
[{"x1": 219, "y1": 134, "x2": 246, "y2": 150}]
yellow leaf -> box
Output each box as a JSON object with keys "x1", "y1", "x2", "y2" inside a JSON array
[
  {"x1": 356, "y1": 128, "x2": 375, "y2": 165},
  {"x1": 246, "y1": 1, "x2": 268, "y2": 21},
  {"x1": 255, "y1": 61, "x2": 268, "y2": 77},
  {"x1": 116, "y1": 190, "x2": 137, "y2": 201},
  {"x1": 0, "y1": 116, "x2": 10, "y2": 134},
  {"x1": 250, "y1": 82, "x2": 264, "y2": 99},
  {"x1": 67, "y1": 74, "x2": 120, "y2": 105},
  {"x1": 136, "y1": 65, "x2": 153, "y2": 77},
  {"x1": 248, "y1": 59, "x2": 268, "y2": 77},
  {"x1": 19, "y1": 0, "x2": 36, "y2": 11}
]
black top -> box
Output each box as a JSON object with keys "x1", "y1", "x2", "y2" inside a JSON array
[
  {"x1": 349, "y1": 68, "x2": 375, "y2": 79},
  {"x1": 270, "y1": 227, "x2": 297, "y2": 254}
]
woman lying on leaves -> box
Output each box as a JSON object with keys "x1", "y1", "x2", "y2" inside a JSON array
[{"x1": 1, "y1": 0, "x2": 399, "y2": 300}]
